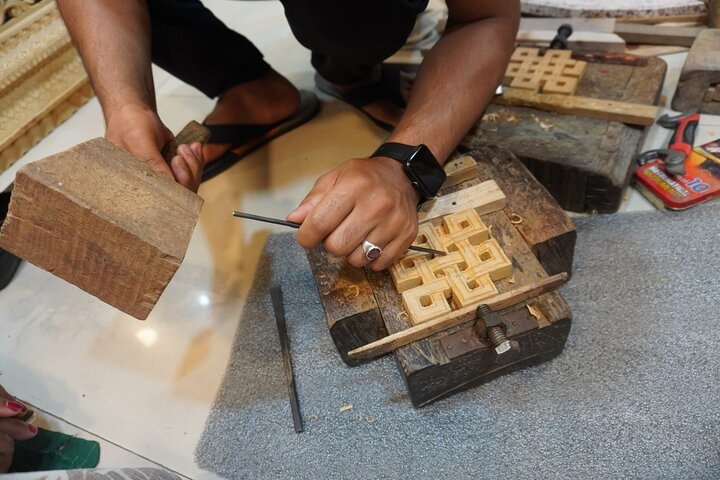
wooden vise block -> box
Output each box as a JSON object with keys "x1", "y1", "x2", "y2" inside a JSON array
[{"x1": 0, "y1": 122, "x2": 209, "y2": 320}]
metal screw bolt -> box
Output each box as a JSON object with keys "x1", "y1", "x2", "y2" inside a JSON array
[{"x1": 476, "y1": 304, "x2": 517, "y2": 356}]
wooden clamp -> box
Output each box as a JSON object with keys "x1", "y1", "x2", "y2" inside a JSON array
[
  {"x1": 0, "y1": 121, "x2": 210, "y2": 320},
  {"x1": 347, "y1": 272, "x2": 568, "y2": 361}
]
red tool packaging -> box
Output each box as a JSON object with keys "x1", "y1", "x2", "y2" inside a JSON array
[{"x1": 635, "y1": 110, "x2": 720, "y2": 210}]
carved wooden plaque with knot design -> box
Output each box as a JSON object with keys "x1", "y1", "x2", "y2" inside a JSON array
[{"x1": 390, "y1": 208, "x2": 512, "y2": 325}]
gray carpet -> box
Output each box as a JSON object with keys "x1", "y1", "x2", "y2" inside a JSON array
[{"x1": 196, "y1": 204, "x2": 720, "y2": 480}]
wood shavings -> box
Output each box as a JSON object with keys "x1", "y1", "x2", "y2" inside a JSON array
[
  {"x1": 306, "y1": 414, "x2": 319, "y2": 421},
  {"x1": 508, "y1": 275, "x2": 516, "y2": 285},
  {"x1": 482, "y1": 112, "x2": 500, "y2": 122},
  {"x1": 339, "y1": 404, "x2": 353, "y2": 413},
  {"x1": 510, "y1": 213, "x2": 523, "y2": 225},
  {"x1": 527, "y1": 304, "x2": 551, "y2": 327},
  {"x1": 357, "y1": 414, "x2": 376, "y2": 424},
  {"x1": 539, "y1": 121, "x2": 554, "y2": 132}
]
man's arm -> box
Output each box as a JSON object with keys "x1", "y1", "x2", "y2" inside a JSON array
[
  {"x1": 287, "y1": 0, "x2": 519, "y2": 269},
  {"x1": 57, "y1": 0, "x2": 204, "y2": 191}
]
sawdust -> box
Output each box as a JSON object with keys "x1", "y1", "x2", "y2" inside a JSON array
[{"x1": 339, "y1": 405, "x2": 353, "y2": 413}]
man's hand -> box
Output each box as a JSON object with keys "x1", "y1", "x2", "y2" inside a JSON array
[
  {"x1": 287, "y1": 157, "x2": 420, "y2": 270},
  {"x1": 0, "y1": 385, "x2": 38, "y2": 473},
  {"x1": 105, "y1": 103, "x2": 205, "y2": 192}
]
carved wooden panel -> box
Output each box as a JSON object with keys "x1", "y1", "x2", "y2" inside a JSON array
[
  {"x1": 504, "y1": 47, "x2": 587, "y2": 95},
  {"x1": 0, "y1": 0, "x2": 93, "y2": 175},
  {"x1": 390, "y1": 208, "x2": 512, "y2": 325}
]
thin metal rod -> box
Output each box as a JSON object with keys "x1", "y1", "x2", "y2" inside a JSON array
[
  {"x1": 270, "y1": 286, "x2": 303, "y2": 434},
  {"x1": 232, "y1": 211, "x2": 447, "y2": 256}
]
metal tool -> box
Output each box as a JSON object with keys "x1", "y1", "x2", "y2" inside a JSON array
[
  {"x1": 232, "y1": 211, "x2": 447, "y2": 256},
  {"x1": 637, "y1": 109, "x2": 700, "y2": 176},
  {"x1": 549, "y1": 23, "x2": 573, "y2": 50},
  {"x1": 270, "y1": 286, "x2": 303, "y2": 433}
]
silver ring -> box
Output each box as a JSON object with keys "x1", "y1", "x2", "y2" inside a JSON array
[{"x1": 362, "y1": 240, "x2": 383, "y2": 261}]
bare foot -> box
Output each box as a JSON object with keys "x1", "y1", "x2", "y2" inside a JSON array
[{"x1": 203, "y1": 69, "x2": 300, "y2": 163}]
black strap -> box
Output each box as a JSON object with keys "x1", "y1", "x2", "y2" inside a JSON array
[{"x1": 371, "y1": 142, "x2": 416, "y2": 163}]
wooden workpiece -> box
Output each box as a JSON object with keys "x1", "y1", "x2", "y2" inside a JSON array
[
  {"x1": 0, "y1": 123, "x2": 208, "y2": 320},
  {"x1": 672, "y1": 29, "x2": 720, "y2": 115},
  {"x1": 307, "y1": 147, "x2": 575, "y2": 406},
  {"x1": 467, "y1": 54, "x2": 666, "y2": 213},
  {"x1": 505, "y1": 48, "x2": 588, "y2": 95}
]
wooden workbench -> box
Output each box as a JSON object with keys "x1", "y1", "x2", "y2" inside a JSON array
[
  {"x1": 464, "y1": 56, "x2": 666, "y2": 213},
  {"x1": 308, "y1": 146, "x2": 575, "y2": 406}
]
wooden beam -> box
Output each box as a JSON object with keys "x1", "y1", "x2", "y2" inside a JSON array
[
  {"x1": 347, "y1": 272, "x2": 568, "y2": 360},
  {"x1": 614, "y1": 23, "x2": 702, "y2": 47},
  {"x1": 417, "y1": 180, "x2": 505, "y2": 223},
  {"x1": 615, "y1": 14, "x2": 706, "y2": 25},
  {"x1": 493, "y1": 87, "x2": 658, "y2": 126}
]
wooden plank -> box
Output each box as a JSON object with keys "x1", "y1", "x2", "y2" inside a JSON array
[
  {"x1": 348, "y1": 273, "x2": 568, "y2": 361},
  {"x1": 417, "y1": 180, "x2": 506, "y2": 223},
  {"x1": 0, "y1": 131, "x2": 205, "y2": 319},
  {"x1": 519, "y1": 17, "x2": 616, "y2": 33},
  {"x1": 306, "y1": 247, "x2": 386, "y2": 365},
  {"x1": 516, "y1": 31, "x2": 626, "y2": 52},
  {"x1": 493, "y1": 86, "x2": 658, "y2": 126},
  {"x1": 615, "y1": 14, "x2": 707, "y2": 25},
  {"x1": 613, "y1": 23, "x2": 702, "y2": 47},
  {"x1": 672, "y1": 28, "x2": 720, "y2": 115}
]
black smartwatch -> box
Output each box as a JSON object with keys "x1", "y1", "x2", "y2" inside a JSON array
[{"x1": 371, "y1": 142, "x2": 447, "y2": 199}]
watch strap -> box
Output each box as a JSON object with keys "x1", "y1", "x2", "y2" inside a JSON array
[{"x1": 370, "y1": 142, "x2": 418, "y2": 163}]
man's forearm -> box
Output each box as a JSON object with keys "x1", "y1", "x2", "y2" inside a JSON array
[
  {"x1": 388, "y1": 1, "x2": 520, "y2": 164},
  {"x1": 57, "y1": 0, "x2": 156, "y2": 122}
]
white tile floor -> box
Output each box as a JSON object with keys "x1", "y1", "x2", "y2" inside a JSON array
[{"x1": 1, "y1": 2, "x2": 720, "y2": 478}]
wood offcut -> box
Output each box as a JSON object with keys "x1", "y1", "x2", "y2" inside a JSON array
[{"x1": 0, "y1": 122, "x2": 208, "y2": 319}]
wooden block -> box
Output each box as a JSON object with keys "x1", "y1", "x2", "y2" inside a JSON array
[
  {"x1": 417, "y1": 180, "x2": 506, "y2": 223},
  {"x1": 613, "y1": 23, "x2": 702, "y2": 47},
  {"x1": 672, "y1": 29, "x2": 720, "y2": 115},
  {"x1": 0, "y1": 138, "x2": 203, "y2": 320},
  {"x1": 442, "y1": 155, "x2": 478, "y2": 188},
  {"x1": 494, "y1": 86, "x2": 658, "y2": 126},
  {"x1": 306, "y1": 247, "x2": 385, "y2": 365}
]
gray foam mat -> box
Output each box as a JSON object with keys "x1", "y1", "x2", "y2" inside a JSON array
[{"x1": 196, "y1": 204, "x2": 720, "y2": 479}]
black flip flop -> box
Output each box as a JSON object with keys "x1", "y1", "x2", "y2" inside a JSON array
[
  {"x1": 314, "y1": 64, "x2": 408, "y2": 132},
  {"x1": 201, "y1": 89, "x2": 320, "y2": 183},
  {"x1": 0, "y1": 189, "x2": 21, "y2": 291}
]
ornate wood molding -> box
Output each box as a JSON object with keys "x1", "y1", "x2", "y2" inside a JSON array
[{"x1": 0, "y1": 0, "x2": 93, "y2": 174}]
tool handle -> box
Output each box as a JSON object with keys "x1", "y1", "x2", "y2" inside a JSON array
[
  {"x1": 161, "y1": 121, "x2": 211, "y2": 163},
  {"x1": 668, "y1": 114, "x2": 699, "y2": 156}
]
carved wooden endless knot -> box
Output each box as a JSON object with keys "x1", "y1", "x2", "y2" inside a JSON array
[
  {"x1": 504, "y1": 47, "x2": 587, "y2": 95},
  {"x1": 390, "y1": 209, "x2": 512, "y2": 325}
]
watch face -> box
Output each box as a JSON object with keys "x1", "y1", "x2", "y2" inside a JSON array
[{"x1": 407, "y1": 145, "x2": 447, "y2": 197}]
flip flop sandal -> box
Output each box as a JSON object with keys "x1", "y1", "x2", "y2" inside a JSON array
[
  {"x1": 201, "y1": 89, "x2": 320, "y2": 182},
  {"x1": 314, "y1": 63, "x2": 409, "y2": 132},
  {"x1": 0, "y1": 189, "x2": 21, "y2": 291}
]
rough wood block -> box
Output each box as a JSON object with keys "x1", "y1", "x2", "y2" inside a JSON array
[
  {"x1": 672, "y1": 29, "x2": 720, "y2": 115},
  {"x1": 306, "y1": 246, "x2": 386, "y2": 366},
  {"x1": 442, "y1": 155, "x2": 478, "y2": 188},
  {"x1": 0, "y1": 138, "x2": 203, "y2": 319}
]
